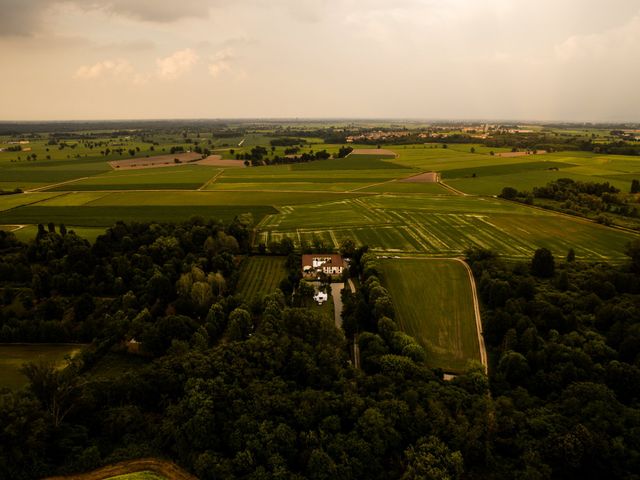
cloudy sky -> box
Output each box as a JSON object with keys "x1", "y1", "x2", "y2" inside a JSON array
[{"x1": 1, "y1": 0, "x2": 639, "y2": 121}]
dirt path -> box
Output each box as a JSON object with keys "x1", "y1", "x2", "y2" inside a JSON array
[
  {"x1": 454, "y1": 258, "x2": 488, "y2": 373},
  {"x1": 197, "y1": 169, "x2": 224, "y2": 191},
  {"x1": 437, "y1": 181, "x2": 467, "y2": 196},
  {"x1": 348, "y1": 179, "x2": 398, "y2": 192},
  {"x1": 25, "y1": 177, "x2": 90, "y2": 193},
  {"x1": 330, "y1": 283, "x2": 345, "y2": 329},
  {"x1": 42, "y1": 457, "x2": 197, "y2": 480},
  {"x1": 1, "y1": 224, "x2": 27, "y2": 232}
]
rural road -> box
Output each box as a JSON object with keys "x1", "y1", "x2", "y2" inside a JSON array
[
  {"x1": 330, "y1": 282, "x2": 345, "y2": 329},
  {"x1": 455, "y1": 258, "x2": 488, "y2": 372}
]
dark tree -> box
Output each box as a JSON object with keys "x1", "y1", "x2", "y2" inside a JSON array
[
  {"x1": 531, "y1": 248, "x2": 555, "y2": 278},
  {"x1": 566, "y1": 248, "x2": 576, "y2": 262}
]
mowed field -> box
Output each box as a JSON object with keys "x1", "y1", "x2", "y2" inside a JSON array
[
  {"x1": 379, "y1": 258, "x2": 481, "y2": 373},
  {"x1": 236, "y1": 256, "x2": 288, "y2": 300}
]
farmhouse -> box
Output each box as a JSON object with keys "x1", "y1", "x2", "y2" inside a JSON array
[{"x1": 302, "y1": 254, "x2": 345, "y2": 277}]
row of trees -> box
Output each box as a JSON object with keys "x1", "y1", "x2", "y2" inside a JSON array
[{"x1": 500, "y1": 178, "x2": 640, "y2": 227}]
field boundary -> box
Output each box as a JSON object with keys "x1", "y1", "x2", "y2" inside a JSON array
[{"x1": 42, "y1": 457, "x2": 198, "y2": 480}]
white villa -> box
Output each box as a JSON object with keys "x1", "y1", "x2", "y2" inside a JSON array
[{"x1": 302, "y1": 254, "x2": 345, "y2": 277}]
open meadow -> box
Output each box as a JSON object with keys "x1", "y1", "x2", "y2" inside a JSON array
[{"x1": 379, "y1": 258, "x2": 481, "y2": 373}]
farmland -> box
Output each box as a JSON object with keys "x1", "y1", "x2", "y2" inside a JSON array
[
  {"x1": 0, "y1": 130, "x2": 638, "y2": 262},
  {"x1": 257, "y1": 195, "x2": 638, "y2": 260},
  {"x1": 236, "y1": 256, "x2": 288, "y2": 300},
  {"x1": 379, "y1": 258, "x2": 481, "y2": 373}
]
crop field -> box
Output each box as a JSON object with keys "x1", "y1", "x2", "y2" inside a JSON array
[
  {"x1": 236, "y1": 256, "x2": 288, "y2": 300},
  {"x1": 440, "y1": 160, "x2": 576, "y2": 179},
  {"x1": 0, "y1": 192, "x2": 63, "y2": 211},
  {"x1": 46, "y1": 165, "x2": 220, "y2": 191},
  {"x1": 257, "y1": 195, "x2": 639, "y2": 260},
  {"x1": 0, "y1": 344, "x2": 84, "y2": 389},
  {"x1": 0, "y1": 205, "x2": 277, "y2": 227},
  {"x1": 50, "y1": 190, "x2": 362, "y2": 207},
  {"x1": 379, "y1": 259, "x2": 480, "y2": 373},
  {"x1": 433, "y1": 151, "x2": 640, "y2": 196},
  {"x1": 292, "y1": 155, "x2": 410, "y2": 171},
  {"x1": 1, "y1": 134, "x2": 639, "y2": 264}
]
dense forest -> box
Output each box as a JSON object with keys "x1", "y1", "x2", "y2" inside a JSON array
[{"x1": 1, "y1": 223, "x2": 640, "y2": 479}]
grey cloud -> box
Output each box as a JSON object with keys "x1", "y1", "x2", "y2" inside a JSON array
[
  {"x1": 97, "y1": 0, "x2": 216, "y2": 23},
  {"x1": 0, "y1": 0, "x2": 218, "y2": 36},
  {"x1": 0, "y1": 0, "x2": 53, "y2": 36}
]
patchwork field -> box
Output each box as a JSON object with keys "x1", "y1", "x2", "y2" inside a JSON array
[
  {"x1": 379, "y1": 259, "x2": 481, "y2": 373},
  {"x1": 236, "y1": 256, "x2": 288, "y2": 300},
  {"x1": 1, "y1": 139, "x2": 639, "y2": 263}
]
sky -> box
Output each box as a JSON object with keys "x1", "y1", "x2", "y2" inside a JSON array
[{"x1": 1, "y1": 0, "x2": 639, "y2": 122}]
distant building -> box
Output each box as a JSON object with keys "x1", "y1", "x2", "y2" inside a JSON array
[{"x1": 302, "y1": 254, "x2": 345, "y2": 277}]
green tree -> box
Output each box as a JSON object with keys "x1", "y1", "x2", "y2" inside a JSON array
[{"x1": 402, "y1": 436, "x2": 464, "y2": 480}]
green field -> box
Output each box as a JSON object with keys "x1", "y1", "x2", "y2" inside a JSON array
[
  {"x1": 46, "y1": 165, "x2": 220, "y2": 191},
  {"x1": 292, "y1": 155, "x2": 410, "y2": 171},
  {"x1": 257, "y1": 195, "x2": 638, "y2": 260},
  {"x1": 0, "y1": 205, "x2": 277, "y2": 227},
  {"x1": 236, "y1": 256, "x2": 288, "y2": 300},
  {"x1": 2, "y1": 135, "x2": 639, "y2": 263},
  {"x1": 0, "y1": 344, "x2": 84, "y2": 389},
  {"x1": 108, "y1": 473, "x2": 167, "y2": 480},
  {"x1": 379, "y1": 259, "x2": 480, "y2": 373}
]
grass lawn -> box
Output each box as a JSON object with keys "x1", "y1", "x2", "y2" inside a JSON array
[
  {"x1": 379, "y1": 258, "x2": 480, "y2": 373},
  {"x1": 236, "y1": 256, "x2": 288, "y2": 300}
]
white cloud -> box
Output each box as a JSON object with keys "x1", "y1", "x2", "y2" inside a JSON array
[
  {"x1": 208, "y1": 49, "x2": 234, "y2": 77},
  {"x1": 74, "y1": 59, "x2": 133, "y2": 80},
  {"x1": 555, "y1": 14, "x2": 640, "y2": 62},
  {"x1": 156, "y1": 48, "x2": 199, "y2": 80}
]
